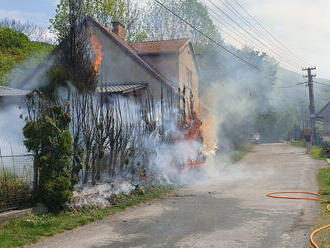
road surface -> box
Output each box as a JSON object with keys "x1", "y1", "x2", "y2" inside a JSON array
[{"x1": 29, "y1": 143, "x2": 327, "y2": 248}]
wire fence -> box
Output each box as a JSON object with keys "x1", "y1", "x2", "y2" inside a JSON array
[{"x1": 0, "y1": 154, "x2": 34, "y2": 212}]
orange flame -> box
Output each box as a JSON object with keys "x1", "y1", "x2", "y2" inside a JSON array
[
  {"x1": 174, "y1": 116, "x2": 205, "y2": 173},
  {"x1": 200, "y1": 94, "x2": 218, "y2": 155},
  {"x1": 90, "y1": 31, "x2": 104, "y2": 73}
]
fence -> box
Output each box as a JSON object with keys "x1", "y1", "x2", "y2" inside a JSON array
[{"x1": 0, "y1": 154, "x2": 34, "y2": 212}]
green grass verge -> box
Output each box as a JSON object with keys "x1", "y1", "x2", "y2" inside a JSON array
[
  {"x1": 318, "y1": 167, "x2": 330, "y2": 195},
  {"x1": 309, "y1": 146, "x2": 327, "y2": 160},
  {"x1": 232, "y1": 143, "x2": 253, "y2": 162},
  {"x1": 313, "y1": 166, "x2": 330, "y2": 247},
  {"x1": 291, "y1": 140, "x2": 305, "y2": 147},
  {"x1": 0, "y1": 185, "x2": 173, "y2": 248}
]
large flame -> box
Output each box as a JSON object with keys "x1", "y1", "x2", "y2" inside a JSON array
[
  {"x1": 176, "y1": 116, "x2": 205, "y2": 173},
  {"x1": 200, "y1": 94, "x2": 218, "y2": 155},
  {"x1": 90, "y1": 31, "x2": 104, "y2": 73}
]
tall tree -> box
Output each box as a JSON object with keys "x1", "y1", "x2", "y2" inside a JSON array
[
  {"x1": 143, "y1": 0, "x2": 222, "y2": 50},
  {"x1": 49, "y1": 0, "x2": 146, "y2": 42}
]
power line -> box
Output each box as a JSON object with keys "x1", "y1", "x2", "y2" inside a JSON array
[
  {"x1": 273, "y1": 83, "x2": 305, "y2": 89},
  {"x1": 314, "y1": 81, "x2": 330, "y2": 87},
  {"x1": 218, "y1": 0, "x2": 305, "y2": 67},
  {"x1": 231, "y1": 0, "x2": 309, "y2": 66},
  {"x1": 151, "y1": 0, "x2": 260, "y2": 70},
  {"x1": 151, "y1": 0, "x2": 304, "y2": 86},
  {"x1": 203, "y1": 1, "x2": 302, "y2": 73},
  {"x1": 204, "y1": 0, "x2": 303, "y2": 70}
]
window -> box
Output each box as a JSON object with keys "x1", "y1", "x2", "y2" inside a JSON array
[{"x1": 187, "y1": 68, "x2": 193, "y2": 89}]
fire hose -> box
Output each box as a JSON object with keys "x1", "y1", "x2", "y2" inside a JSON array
[{"x1": 266, "y1": 192, "x2": 330, "y2": 248}]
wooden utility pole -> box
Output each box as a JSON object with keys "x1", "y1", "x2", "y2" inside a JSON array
[{"x1": 303, "y1": 67, "x2": 317, "y2": 144}]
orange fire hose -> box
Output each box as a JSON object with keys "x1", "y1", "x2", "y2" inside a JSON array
[{"x1": 266, "y1": 192, "x2": 330, "y2": 248}]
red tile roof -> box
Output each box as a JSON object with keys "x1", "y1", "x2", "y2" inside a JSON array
[{"x1": 130, "y1": 39, "x2": 190, "y2": 55}]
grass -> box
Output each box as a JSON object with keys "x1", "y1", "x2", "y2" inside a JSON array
[
  {"x1": 0, "y1": 171, "x2": 30, "y2": 210},
  {"x1": 309, "y1": 146, "x2": 327, "y2": 160},
  {"x1": 318, "y1": 167, "x2": 330, "y2": 195},
  {"x1": 313, "y1": 166, "x2": 330, "y2": 247},
  {"x1": 232, "y1": 143, "x2": 253, "y2": 162},
  {"x1": 0, "y1": 185, "x2": 173, "y2": 248},
  {"x1": 292, "y1": 140, "x2": 305, "y2": 147}
]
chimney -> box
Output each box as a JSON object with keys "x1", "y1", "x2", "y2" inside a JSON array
[{"x1": 112, "y1": 21, "x2": 126, "y2": 40}]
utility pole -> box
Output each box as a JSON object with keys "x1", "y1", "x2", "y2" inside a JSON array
[{"x1": 303, "y1": 67, "x2": 317, "y2": 144}]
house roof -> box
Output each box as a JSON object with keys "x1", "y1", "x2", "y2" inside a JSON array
[
  {"x1": 96, "y1": 82, "x2": 147, "y2": 94},
  {"x1": 130, "y1": 39, "x2": 190, "y2": 55},
  {"x1": 86, "y1": 16, "x2": 176, "y2": 91},
  {"x1": 22, "y1": 17, "x2": 198, "y2": 92},
  {"x1": 0, "y1": 86, "x2": 29, "y2": 97}
]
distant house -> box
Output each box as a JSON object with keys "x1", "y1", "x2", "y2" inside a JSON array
[
  {"x1": 317, "y1": 101, "x2": 330, "y2": 135},
  {"x1": 0, "y1": 86, "x2": 29, "y2": 107},
  {"x1": 23, "y1": 16, "x2": 200, "y2": 115}
]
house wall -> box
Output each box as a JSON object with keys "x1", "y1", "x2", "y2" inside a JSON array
[
  {"x1": 178, "y1": 44, "x2": 199, "y2": 116},
  {"x1": 90, "y1": 23, "x2": 175, "y2": 102},
  {"x1": 319, "y1": 106, "x2": 330, "y2": 135},
  {"x1": 140, "y1": 54, "x2": 179, "y2": 88}
]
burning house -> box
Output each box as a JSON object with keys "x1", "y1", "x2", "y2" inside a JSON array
[{"x1": 22, "y1": 16, "x2": 200, "y2": 116}]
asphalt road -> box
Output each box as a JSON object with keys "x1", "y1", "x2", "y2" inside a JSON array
[{"x1": 29, "y1": 143, "x2": 327, "y2": 248}]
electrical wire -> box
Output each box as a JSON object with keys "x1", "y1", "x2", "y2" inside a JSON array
[
  {"x1": 151, "y1": 0, "x2": 260, "y2": 70},
  {"x1": 314, "y1": 81, "x2": 330, "y2": 87},
  {"x1": 151, "y1": 0, "x2": 305, "y2": 86},
  {"x1": 214, "y1": 0, "x2": 304, "y2": 68},
  {"x1": 231, "y1": 0, "x2": 309, "y2": 65},
  {"x1": 200, "y1": 0, "x2": 303, "y2": 73},
  {"x1": 203, "y1": 0, "x2": 303, "y2": 71},
  {"x1": 273, "y1": 83, "x2": 305, "y2": 89}
]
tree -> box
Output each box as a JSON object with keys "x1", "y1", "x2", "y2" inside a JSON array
[
  {"x1": 0, "y1": 18, "x2": 53, "y2": 43},
  {"x1": 143, "y1": 0, "x2": 222, "y2": 50},
  {"x1": 23, "y1": 92, "x2": 73, "y2": 212},
  {"x1": 49, "y1": 0, "x2": 145, "y2": 42}
]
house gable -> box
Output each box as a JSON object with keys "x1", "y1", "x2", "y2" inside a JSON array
[{"x1": 86, "y1": 17, "x2": 175, "y2": 92}]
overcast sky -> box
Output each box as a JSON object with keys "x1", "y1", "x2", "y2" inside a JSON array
[{"x1": 0, "y1": 0, "x2": 329, "y2": 78}]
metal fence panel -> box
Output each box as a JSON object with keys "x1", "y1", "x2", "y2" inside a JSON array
[{"x1": 0, "y1": 154, "x2": 34, "y2": 212}]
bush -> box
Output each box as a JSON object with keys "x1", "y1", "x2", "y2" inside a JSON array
[
  {"x1": 309, "y1": 146, "x2": 326, "y2": 160},
  {"x1": 0, "y1": 27, "x2": 29, "y2": 49},
  {"x1": 42, "y1": 176, "x2": 72, "y2": 212},
  {"x1": 24, "y1": 101, "x2": 73, "y2": 212}
]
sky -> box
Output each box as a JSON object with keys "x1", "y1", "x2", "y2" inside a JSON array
[{"x1": 0, "y1": 0, "x2": 329, "y2": 79}]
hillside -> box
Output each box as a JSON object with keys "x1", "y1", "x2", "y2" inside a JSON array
[{"x1": 0, "y1": 25, "x2": 54, "y2": 86}]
